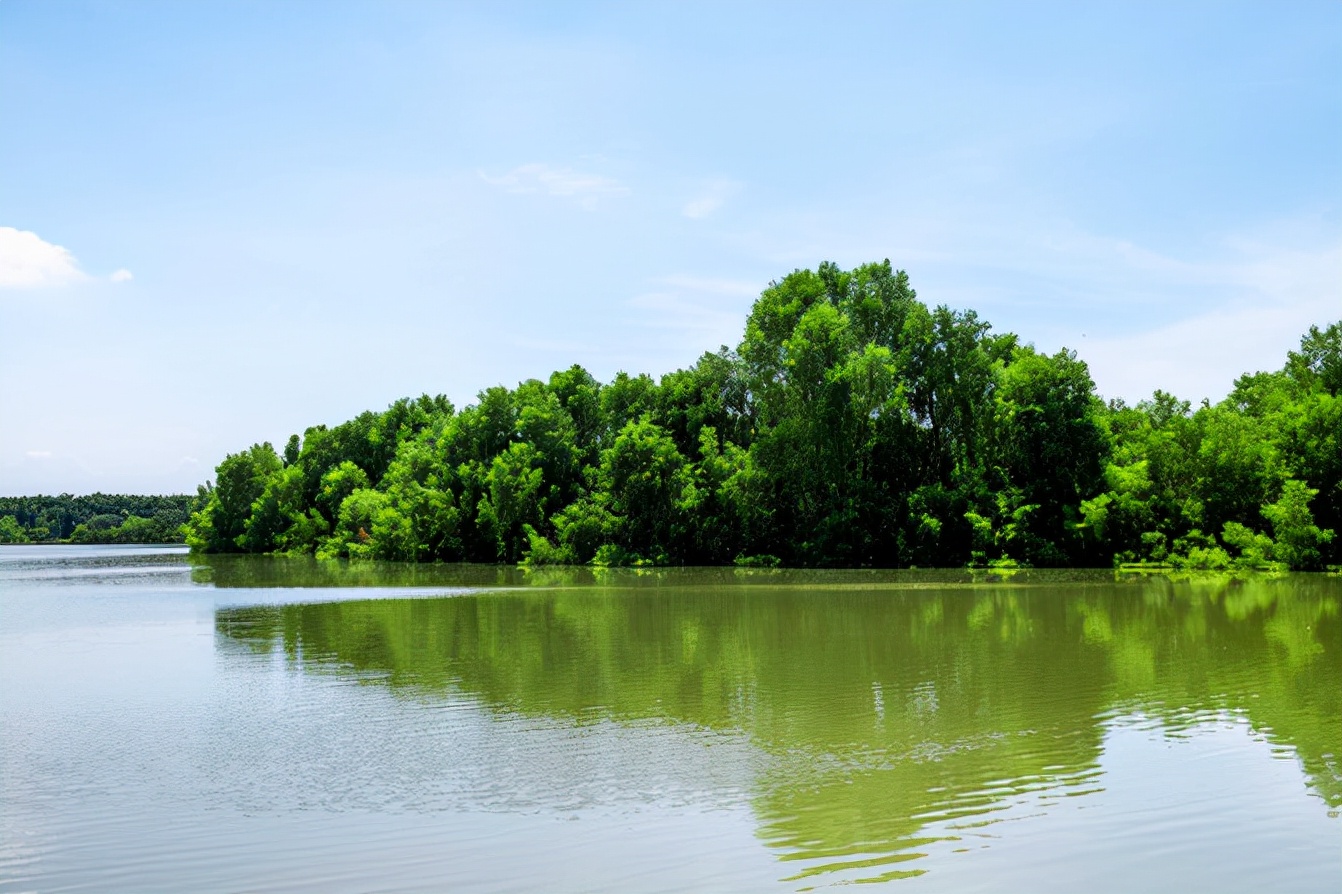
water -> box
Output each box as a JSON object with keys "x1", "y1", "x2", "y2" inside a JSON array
[{"x1": 1, "y1": 545, "x2": 1338, "y2": 893}]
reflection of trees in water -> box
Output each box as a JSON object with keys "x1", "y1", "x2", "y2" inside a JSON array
[
  {"x1": 192, "y1": 553, "x2": 1127, "y2": 590},
  {"x1": 216, "y1": 574, "x2": 1341, "y2": 884}
]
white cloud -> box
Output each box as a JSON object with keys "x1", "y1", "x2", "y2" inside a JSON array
[
  {"x1": 627, "y1": 273, "x2": 762, "y2": 349},
  {"x1": 26, "y1": 450, "x2": 52, "y2": 459},
  {"x1": 682, "y1": 179, "x2": 742, "y2": 219},
  {"x1": 110, "y1": 268, "x2": 134, "y2": 283},
  {"x1": 658, "y1": 274, "x2": 759, "y2": 298},
  {"x1": 1080, "y1": 238, "x2": 1342, "y2": 403},
  {"x1": 480, "y1": 163, "x2": 628, "y2": 208},
  {"x1": 629, "y1": 292, "x2": 736, "y2": 329},
  {"x1": 682, "y1": 196, "x2": 723, "y2": 219},
  {"x1": 0, "y1": 227, "x2": 89, "y2": 289}
]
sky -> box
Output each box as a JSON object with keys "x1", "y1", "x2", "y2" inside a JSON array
[{"x1": 1, "y1": 1, "x2": 1339, "y2": 495}]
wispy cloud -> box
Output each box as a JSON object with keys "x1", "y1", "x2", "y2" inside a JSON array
[
  {"x1": 1080, "y1": 237, "x2": 1342, "y2": 402},
  {"x1": 627, "y1": 274, "x2": 762, "y2": 351},
  {"x1": 658, "y1": 274, "x2": 759, "y2": 298},
  {"x1": 505, "y1": 333, "x2": 600, "y2": 355},
  {"x1": 480, "y1": 163, "x2": 628, "y2": 208},
  {"x1": 110, "y1": 268, "x2": 134, "y2": 283},
  {"x1": 682, "y1": 179, "x2": 742, "y2": 219},
  {"x1": 0, "y1": 227, "x2": 89, "y2": 289},
  {"x1": 628, "y1": 292, "x2": 739, "y2": 330}
]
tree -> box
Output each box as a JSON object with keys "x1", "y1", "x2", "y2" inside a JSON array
[
  {"x1": 987, "y1": 346, "x2": 1107, "y2": 564},
  {"x1": 0, "y1": 515, "x2": 30, "y2": 543},
  {"x1": 176, "y1": 263, "x2": 1336, "y2": 571},
  {"x1": 1262, "y1": 479, "x2": 1334, "y2": 571},
  {"x1": 187, "y1": 443, "x2": 281, "y2": 552},
  {"x1": 477, "y1": 442, "x2": 546, "y2": 563},
  {"x1": 1287, "y1": 322, "x2": 1342, "y2": 396},
  {"x1": 600, "y1": 417, "x2": 691, "y2": 563}
]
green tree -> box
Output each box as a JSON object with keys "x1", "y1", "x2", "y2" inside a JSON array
[
  {"x1": 0, "y1": 515, "x2": 30, "y2": 543},
  {"x1": 599, "y1": 417, "x2": 691, "y2": 563},
  {"x1": 476, "y1": 442, "x2": 546, "y2": 563},
  {"x1": 986, "y1": 346, "x2": 1107, "y2": 565},
  {"x1": 175, "y1": 264, "x2": 1337, "y2": 571},
  {"x1": 186, "y1": 443, "x2": 282, "y2": 551},
  {"x1": 1262, "y1": 479, "x2": 1334, "y2": 571}
]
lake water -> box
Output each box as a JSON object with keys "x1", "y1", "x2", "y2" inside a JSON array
[{"x1": 1, "y1": 545, "x2": 1338, "y2": 893}]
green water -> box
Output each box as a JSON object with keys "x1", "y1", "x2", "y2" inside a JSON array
[{"x1": 1, "y1": 547, "x2": 1338, "y2": 892}]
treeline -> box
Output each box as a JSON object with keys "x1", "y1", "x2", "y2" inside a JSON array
[
  {"x1": 184, "y1": 261, "x2": 1340, "y2": 570},
  {"x1": 0, "y1": 494, "x2": 193, "y2": 544}
]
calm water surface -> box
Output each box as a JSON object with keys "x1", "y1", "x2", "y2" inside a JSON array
[{"x1": 1, "y1": 545, "x2": 1338, "y2": 892}]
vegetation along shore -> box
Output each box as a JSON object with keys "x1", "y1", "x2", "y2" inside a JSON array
[
  {"x1": 0, "y1": 494, "x2": 192, "y2": 544},
  {"x1": 29, "y1": 262, "x2": 1342, "y2": 570}
]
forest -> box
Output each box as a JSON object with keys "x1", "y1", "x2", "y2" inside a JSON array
[
  {"x1": 179, "y1": 261, "x2": 1339, "y2": 571},
  {"x1": 0, "y1": 493, "x2": 193, "y2": 544}
]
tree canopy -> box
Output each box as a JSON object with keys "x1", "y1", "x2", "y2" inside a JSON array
[
  {"x1": 0, "y1": 493, "x2": 192, "y2": 544},
  {"x1": 182, "y1": 262, "x2": 1340, "y2": 571}
]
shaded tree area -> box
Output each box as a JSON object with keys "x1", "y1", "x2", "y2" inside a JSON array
[
  {"x1": 183, "y1": 262, "x2": 1340, "y2": 570},
  {"x1": 0, "y1": 493, "x2": 193, "y2": 543}
]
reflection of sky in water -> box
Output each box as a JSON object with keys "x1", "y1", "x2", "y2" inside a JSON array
[{"x1": 0, "y1": 546, "x2": 1338, "y2": 893}]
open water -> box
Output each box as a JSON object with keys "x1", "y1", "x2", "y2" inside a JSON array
[{"x1": 1, "y1": 545, "x2": 1338, "y2": 892}]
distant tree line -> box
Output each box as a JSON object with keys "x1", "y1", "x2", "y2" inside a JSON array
[
  {"x1": 182, "y1": 261, "x2": 1340, "y2": 571},
  {"x1": 0, "y1": 493, "x2": 192, "y2": 544}
]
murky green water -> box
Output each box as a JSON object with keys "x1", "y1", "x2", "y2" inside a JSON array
[{"x1": 1, "y1": 546, "x2": 1338, "y2": 892}]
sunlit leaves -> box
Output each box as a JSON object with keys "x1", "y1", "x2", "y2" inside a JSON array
[{"x1": 177, "y1": 266, "x2": 1340, "y2": 571}]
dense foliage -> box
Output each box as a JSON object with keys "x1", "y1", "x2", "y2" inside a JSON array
[
  {"x1": 183, "y1": 262, "x2": 1340, "y2": 570},
  {"x1": 0, "y1": 493, "x2": 192, "y2": 544}
]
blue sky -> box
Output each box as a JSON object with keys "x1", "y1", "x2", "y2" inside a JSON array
[{"x1": 2, "y1": 1, "x2": 1338, "y2": 494}]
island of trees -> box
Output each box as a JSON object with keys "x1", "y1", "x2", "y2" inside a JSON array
[{"x1": 179, "y1": 261, "x2": 1338, "y2": 571}]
